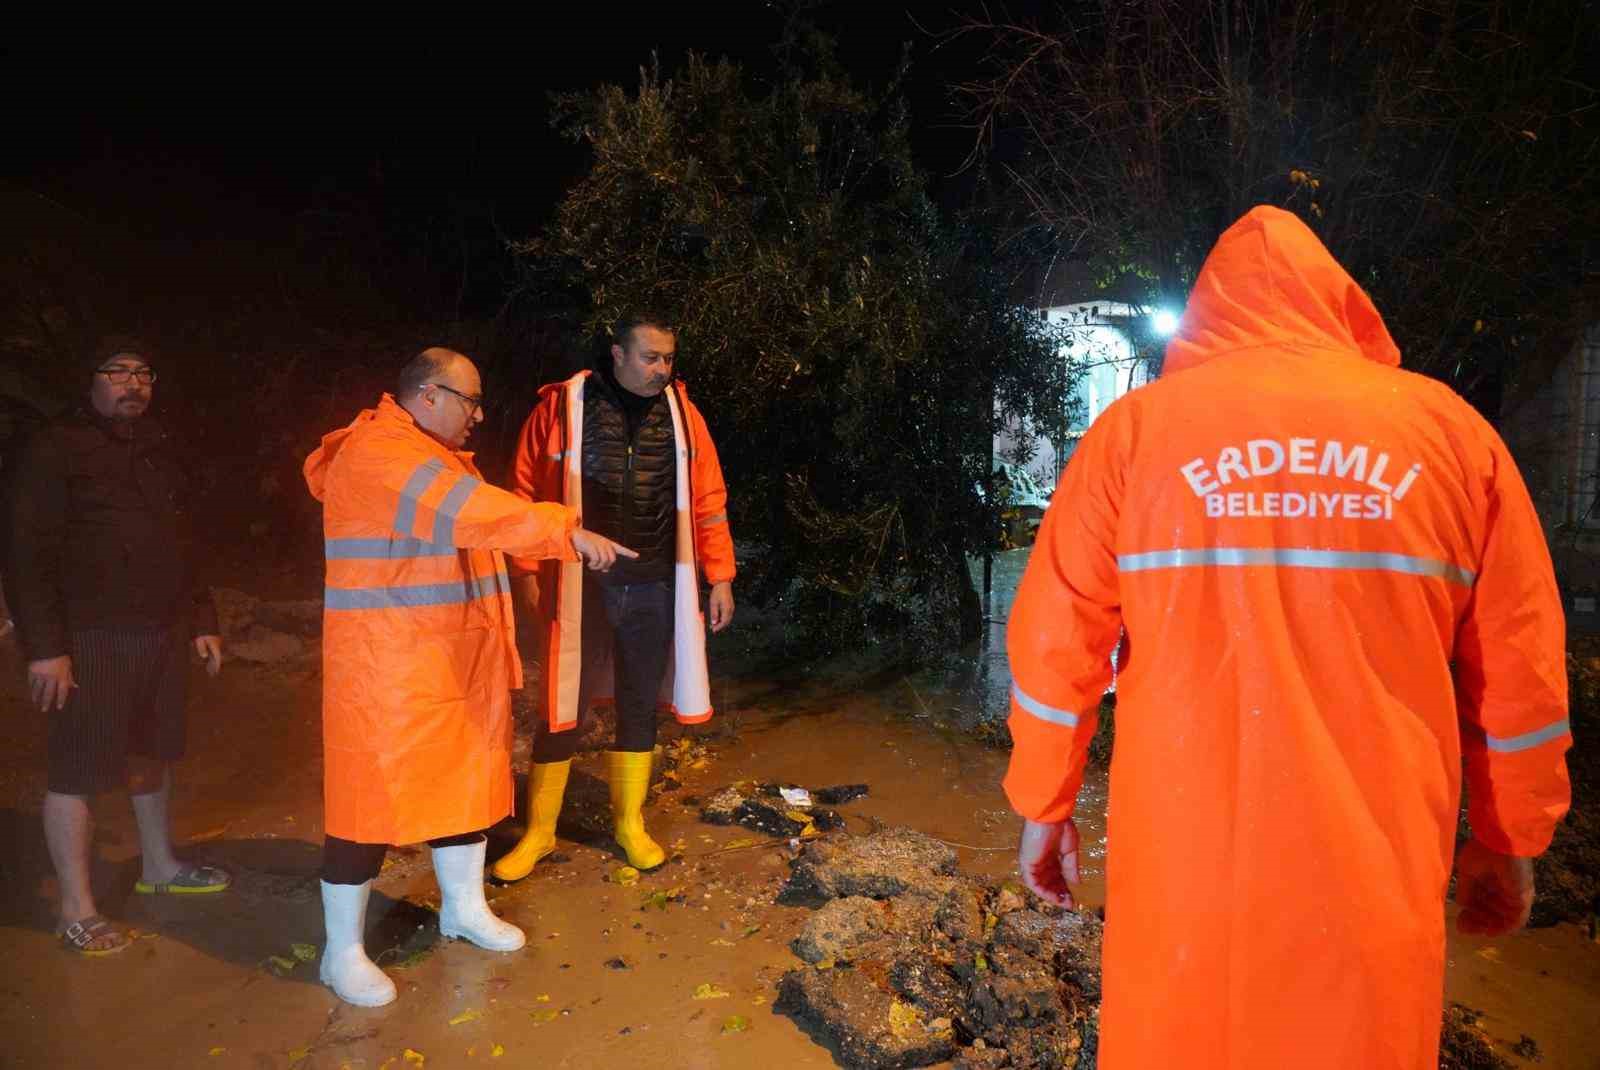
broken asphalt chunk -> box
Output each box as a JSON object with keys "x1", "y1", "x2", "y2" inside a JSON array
[{"x1": 780, "y1": 827, "x2": 959, "y2": 904}]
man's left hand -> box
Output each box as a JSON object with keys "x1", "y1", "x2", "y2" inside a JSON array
[
  {"x1": 193, "y1": 635, "x2": 223, "y2": 676},
  {"x1": 708, "y1": 582, "x2": 735, "y2": 632}
]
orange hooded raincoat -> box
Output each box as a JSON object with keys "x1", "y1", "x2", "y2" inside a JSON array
[
  {"x1": 1005, "y1": 206, "x2": 1571, "y2": 1069},
  {"x1": 510, "y1": 372, "x2": 736, "y2": 733},
  {"x1": 305, "y1": 394, "x2": 578, "y2": 844}
]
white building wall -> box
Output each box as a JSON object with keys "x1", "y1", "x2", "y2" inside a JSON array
[{"x1": 994, "y1": 301, "x2": 1152, "y2": 491}]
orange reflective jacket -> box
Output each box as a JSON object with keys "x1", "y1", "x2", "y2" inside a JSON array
[
  {"x1": 305, "y1": 395, "x2": 577, "y2": 844},
  {"x1": 510, "y1": 373, "x2": 735, "y2": 732},
  {"x1": 1005, "y1": 207, "x2": 1571, "y2": 1070}
]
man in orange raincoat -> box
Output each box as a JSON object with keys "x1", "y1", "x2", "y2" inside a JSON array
[
  {"x1": 491, "y1": 314, "x2": 735, "y2": 882},
  {"x1": 1006, "y1": 207, "x2": 1571, "y2": 1069},
  {"x1": 304, "y1": 347, "x2": 632, "y2": 1007}
]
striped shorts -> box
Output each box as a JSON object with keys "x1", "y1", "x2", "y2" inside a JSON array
[{"x1": 47, "y1": 626, "x2": 189, "y2": 795}]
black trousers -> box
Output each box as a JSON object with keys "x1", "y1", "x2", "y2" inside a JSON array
[
  {"x1": 532, "y1": 577, "x2": 675, "y2": 763},
  {"x1": 321, "y1": 830, "x2": 485, "y2": 885}
]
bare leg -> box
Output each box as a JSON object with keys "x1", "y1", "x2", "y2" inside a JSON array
[
  {"x1": 43, "y1": 791, "x2": 101, "y2": 930},
  {"x1": 129, "y1": 760, "x2": 181, "y2": 884}
]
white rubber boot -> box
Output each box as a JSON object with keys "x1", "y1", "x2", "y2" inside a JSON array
[
  {"x1": 433, "y1": 840, "x2": 526, "y2": 952},
  {"x1": 318, "y1": 880, "x2": 397, "y2": 1007}
]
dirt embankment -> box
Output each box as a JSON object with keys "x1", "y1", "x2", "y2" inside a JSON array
[{"x1": 1531, "y1": 647, "x2": 1600, "y2": 931}]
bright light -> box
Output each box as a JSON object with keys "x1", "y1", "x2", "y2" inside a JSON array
[{"x1": 1152, "y1": 310, "x2": 1180, "y2": 336}]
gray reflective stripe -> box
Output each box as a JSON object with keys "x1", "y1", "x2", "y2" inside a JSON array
[
  {"x1": 1485, "y1": 719, "x2": 1571, "y2": 754},
  {"x1": 1117, "y1": 547, "x2": 1476, "y2": 587},
  {"x1": 325, "y1": 571, "x2": 510, "y2": 611},
  {"x1": 325, "y1": 537, "x2": 457, "y2": 560},
  {"x1": 430, "y1": 474, "x2": 483, "y2": 547},
  {"x1": 698, "y1": 512, "x2": 727, "y2": 527},
  {"x1": 1011, "y1": 684, "x2": 1079, "y2": 727},
  {"x1": 393, "y1": 459, "x2": 446, "y2": 538},
  {"x1": 548, "y1": 451, "x2": 565, "y2": 460}
]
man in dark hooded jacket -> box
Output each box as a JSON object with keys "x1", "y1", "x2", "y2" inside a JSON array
[{"x1": 9, "y1": 337, "x2": 228, "y2": 956}]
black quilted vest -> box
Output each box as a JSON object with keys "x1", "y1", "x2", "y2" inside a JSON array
[{"x1": 581, "y1": 373, "x2": 677, "y2": 584}]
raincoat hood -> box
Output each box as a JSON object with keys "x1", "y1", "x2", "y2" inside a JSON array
[
  {"x1": 305, "y1": 394, "x2": 472, "y2": 503},
  {"x1": 1163, "y1": 205, "x2": 1400, "y2": 375}
]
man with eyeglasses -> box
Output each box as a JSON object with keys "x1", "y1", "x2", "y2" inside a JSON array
[
  {"x1": 7, "y1": 337, "x2": 228, "y2": 957},
  {"x1": 303, "y1": 346, "x2": 635, "y2": 1006}
]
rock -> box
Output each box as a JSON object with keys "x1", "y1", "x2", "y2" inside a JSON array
[
  {"x1": 255, "y1": 598, "x2": 322, "y2": 636},
  {"x1": 780, "y1": 828, "x2": 960, "y2": 904},
  {"x1": 887, "y1": 957, "x2": 965, "y2": 1021},
  {"x1": 992, "y1": 909, "x2": 1103, "y2": 1002},
  {"x1": 936, "y1": 885, "x2": 986, "y2": 943},
  {"x1": 776, "y1": 967, "x2": 959, "y2": 1069},
  {"x1": 792, "y1": 891, "x2": 946, "y2": 964},
  {"x1": 227, "y1": 626, "x2": 307, "y2": 664},
  {"x1": 700, "y1": 786, "x2": 746, "y2": 825},
  {"x1": 881, "y1": 892, "x2": 941, "y2": 941},
  {"x1": 993, "y1": 884, "x2": 1027, "y2": 916},
  {"x1": 953, "y1": 1043, "x2": 1010, "y2": 1069},
  {"x1": 967, "y1": 959, "x2": 1095, "y2": 1070},
  {"x1": 732, "y1": 798, "x2": 811, "y2": 837},
  {"x1": 1529, "y1": 803, "x2": 1600, "y2": 928},
  {"x1": 969, "y1": 970, "x2": 1059, "y2": 1032},
  {"x1": 210, "y1": 587, "x2": 320, "y2": 662},
  {"x1": 699, "y1": 781, "x2": 859, "y2": 837},
  {"x1": 792, "y1": 897, "x2": 892, "y2": 963},
  {"x1": 1439, "y1": 1004, "x2": 1514, "y2": 1070},
  {"x1": 990, "y1": 1021, "x2": 1084, "y2": 1070},
  {"x1": 211, "y1": 587, "x2": 260, "y2": 639},
  {"x1": 988, "y1": 944, "x2": 1052, "y2": 983},
  {"x1": 775, "y1": 828, "x2": 1099, "y2": 1070},
  {"x1": 809, "y1": 807, "x2": 848, "y2": 831}
]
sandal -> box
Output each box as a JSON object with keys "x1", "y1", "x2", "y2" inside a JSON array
[
  {"x1": 134, "y1": 862, "x2": 232, "y2": 895},
  {"x1": 57, "y1": 914, "x2": 132, "y2": 956}
]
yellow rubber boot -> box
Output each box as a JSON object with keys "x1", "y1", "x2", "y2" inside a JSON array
[
  {"x1": 607, "y1": 750, "x2": 666, "y2": 870},
  {"x1": 490, "y1": 760, "x2": 571, "y2": 882}
]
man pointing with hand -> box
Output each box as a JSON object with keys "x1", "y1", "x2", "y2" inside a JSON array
[{"x1": 303, "y1": 346, "x2": 633, "y2": 1006}]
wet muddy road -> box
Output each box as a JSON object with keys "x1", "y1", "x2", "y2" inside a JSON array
[
  {"x1": 0, "y1": 652, "x2": 1054, "y2": 1070},
  {"x1": 1, "y1": 552, "x2": 1595, "y2": 1068}
]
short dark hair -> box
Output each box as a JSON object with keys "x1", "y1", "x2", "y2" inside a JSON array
[
  {"x1": 397, "y1": 348, "x2": 453, "y2": 396},
  {"x1": 614, "y1": 313, "x2": 675, "y2": 350}
]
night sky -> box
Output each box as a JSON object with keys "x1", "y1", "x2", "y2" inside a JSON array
[{"x1": 6, "y1": 5, "x2": 1020, "y2": 252}]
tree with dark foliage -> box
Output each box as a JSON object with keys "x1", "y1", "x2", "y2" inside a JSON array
[
  {"x1": 951, "y1": 0, "x2": 1600, "y2": 410},
  {"x1": 520, "y1": 30, "x2": 1075, "y2": 652}
]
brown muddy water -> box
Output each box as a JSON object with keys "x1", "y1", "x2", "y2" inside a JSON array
[{"x1": 0, "y1": 552, "x2": 1595, "y2": 1068}]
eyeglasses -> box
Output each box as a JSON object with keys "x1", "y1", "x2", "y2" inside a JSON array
[
  {"x1": 96, "y1": 366, "x2": 157, "y2": 385},
  {"x1": 427, "y1": 382, "x2": 484, "y2": 415}
]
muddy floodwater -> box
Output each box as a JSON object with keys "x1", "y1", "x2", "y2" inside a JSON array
[{"x1": 1, "y1": 550, "x2": 1595, "y2": 1068}]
